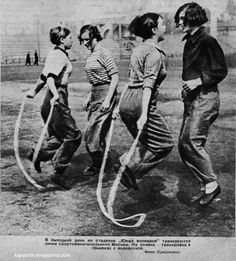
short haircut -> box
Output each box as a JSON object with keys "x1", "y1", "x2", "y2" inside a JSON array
[
  {"x1": 78, "y1": 25, "x2": 103, "y2": 44},
  {"x1": 174, "y1": 2, "x2": 208, "y2": 27},
  {"x1": 49, "y1": 26, "x2": 71, "y2": 45},
  {"x1": 128, "y1": 12, "x2": 162, "y2": 40}
]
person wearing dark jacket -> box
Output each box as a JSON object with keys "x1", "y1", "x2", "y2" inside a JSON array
[
  {"x1": 34, "y1": 50, "x2": 39, "y2": 66},
  {"x1": 25, "y1": 52, "x2": 31, "y2": 65},
  {"x1": 174, "y1": 2, "x2": 228, "y2": 206}
]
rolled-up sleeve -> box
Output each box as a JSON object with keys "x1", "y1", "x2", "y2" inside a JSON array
[{"x1": 143, "y1": 51, "x2": 161, "y2": 89}]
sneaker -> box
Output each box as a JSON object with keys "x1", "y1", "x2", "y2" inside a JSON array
[
  {"x1": 28, "y1": 149, "x2": 42, "y2": 173},
  {"x1": 50, "y1": 173, "x2": 72, "y2": 190},
  {"x1": 83, "y1": 165, "x2": 100, "y2": 176}
]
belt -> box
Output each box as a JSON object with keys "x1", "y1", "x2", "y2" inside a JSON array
[
  {"x1": 91, "y1": 83, "x2": 110, "y2": 92},
  {"x1": 128, "y1": 82, "x2": 143, "y2": 89}
]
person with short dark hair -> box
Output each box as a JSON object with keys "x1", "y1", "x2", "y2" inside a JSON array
[
  {"x1": 115, "y1": 13, "x2": 174, "y2": 190},
  {"x1": 34, "y1": 50, "x2": 38, "y2": 66},
  {"x1": 26, "y1": 26, "x2": 82, "y2": 189},
  {"x1": 78, "y1": 25, "x2": 119, "y2": 176},
  {"x1": 25, "y1": 52, "x2": 31, "y2": 65},
  {"x1": 174, "y1": 2, "x2": 228, "y2": 205}
]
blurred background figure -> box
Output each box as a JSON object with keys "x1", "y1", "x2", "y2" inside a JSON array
[
  {"x1": 34, "y1": 50, "x2": 39, "y2": 66},
  {"x1": 25, "y1": 51, "x2": 31, "y2": 66}
]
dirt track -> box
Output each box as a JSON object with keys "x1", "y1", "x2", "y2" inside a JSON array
[{"x1": 0, "y1": 69, "x2": 235, "y2": 236}]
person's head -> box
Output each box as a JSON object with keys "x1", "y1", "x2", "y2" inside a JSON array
[
  {"x1": 174, "y1": 2, "x2": 208, "y2": 33},
  {"x1": 49, "y1": 26, "x2": 73, "y2": 50},
  {"x1": 78, "y1": 25, "x2": 103, "y2": 51},
  {"x1": 128, "y1": 12, "x2": 166, "y2": 42}
]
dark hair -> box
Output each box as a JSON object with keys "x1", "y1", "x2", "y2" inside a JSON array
[
  {"x1": 128, "y1": 13, "x2": 162, "y2": 40},
  {"x1": 49, "y1": 26, "x2": 71, "y2": 45},
  {"x1": 78, "y1": 24, "x2": 103, "y2": 44},
  {"x1": 174, "y1": 2, "x2": 208, "y2": 27}
]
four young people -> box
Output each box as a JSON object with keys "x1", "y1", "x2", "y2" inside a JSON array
[{"x1": 26, "y1": 2, "x2": 227, "y2": 206}]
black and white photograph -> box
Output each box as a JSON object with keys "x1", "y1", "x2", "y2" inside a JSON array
[{"x1": 1, "y1": 0, "x2": 235, "y2": 260}]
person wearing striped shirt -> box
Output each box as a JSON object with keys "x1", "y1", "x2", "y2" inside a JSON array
[
  {"x1": 114, "y1": 13, "x2": 174, "y2": 190},
  {"x1": 78, "y1": 25, "x2": 119, "y2": 176}
]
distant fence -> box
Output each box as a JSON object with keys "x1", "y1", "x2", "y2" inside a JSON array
[{"x1": 2, "y1": 31, "x2": 236, "y2": 65}]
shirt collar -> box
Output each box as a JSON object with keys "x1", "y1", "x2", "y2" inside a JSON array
[
  {"x1": 143, "y1": 42, "x2": 166, "y2": 56},
  {"x1": 93, "y1": 42, "x2": 102, "y2": 52},
  {"x1": 182, "y1": 27, "x2": 205, "y2": 43},
  {"x1": 54, "y1": 46, "x2": 68, "y2": 56}
]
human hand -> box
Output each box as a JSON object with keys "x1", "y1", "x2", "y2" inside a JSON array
[
  {"x1": 50, "y1": 94, "x2": 59, "y2": 106},
  {"x1": 82, "y1": 97, "x2": 91, "y2": 111},
  {"x1": 182, "y1": 78, "x2": 202, "y2": 92},
  {"x1": 180, "y1": 89, "x2": 189, "y2": 101},
  {"x1": 137, "y1": 114, "x2": 147, "y2": 130},
  {"x1": 26, "y1": 90, "x2": 36, "y2": 99},
  {"x1": 101, "y1": 98, "x2": 110, "y2": 112},
  {"x1": 112, "y1": 106, "x2": 120, "y2": 119}
]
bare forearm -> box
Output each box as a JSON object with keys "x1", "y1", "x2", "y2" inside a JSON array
[
  {"x1": 47, "y1": 77, "x2": 59, "y2": 98},
  {"x1": 105, "y1": 74, "x2": 119, "y2": 102},
  {"x1": 141, "y1": 87, "x2": 152, "y2": 116}
]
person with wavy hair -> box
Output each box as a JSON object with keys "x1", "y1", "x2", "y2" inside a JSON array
[
  {"x1": 174, "y1": 2, "x2": 228, "y2": 205},
  {"x1": 114, "y1": 13, "x2": 174, "y2": 190},
  {"x1": 78, "y1": 25, "x2": 119, "y2": 176},
  {"x1": 26, "y1": 26, "x2": 82, "y2": 189}
]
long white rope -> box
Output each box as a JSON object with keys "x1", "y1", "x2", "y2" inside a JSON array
[
  {"x1": 96, "y1": 120, "x2": 146, "y2": 227},
  {"x1": 14, "y1": 95, "x2": 44, "y2": 189},
  {"x1": 106, "y1": 129, "x2": 146, "y2": 227}
]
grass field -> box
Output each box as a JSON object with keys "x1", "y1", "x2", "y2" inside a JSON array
[{"x1": 0, "y1": 64, "x2": 235, "y2": 236}]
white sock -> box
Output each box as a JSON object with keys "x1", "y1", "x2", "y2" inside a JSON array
[{"x1": 205, "y1": 181, "x2": 218, "y2": 194}]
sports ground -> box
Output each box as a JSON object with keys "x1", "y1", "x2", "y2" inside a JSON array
[{"x1": 0, "y1": 61, "x2": 235, "y2": 236}]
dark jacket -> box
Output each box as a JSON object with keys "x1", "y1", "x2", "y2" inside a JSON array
[{"x1": 182, "y1": 27, "x2": 228, "y2": 91}]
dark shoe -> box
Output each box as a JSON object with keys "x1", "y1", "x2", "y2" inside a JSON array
[
  {"x1": 83, "y1": 165, "x2": 100, "y2": 176},
  {"x1": 114, "y1": 162, "x2": 139, "y2": 190},
  {"x1": 28, "y1": 149, "x2": 42, "y2": 173},
  {"x1": 190, "y1": 190, "x2": 205, "y2": 203},
  {"x1": 199, "y1": 185, "x2": 221, "y2": 206},
  {"x1": 121, "y1": 167, "x2": 139, "y2": 191},
  {"x1": 114, "y1": 162, "x2": 131, "y2": 189},
  {"x1": 50, "y1": 173, "x2": 72, "y2": 190},
  {"x1": 120, "y1": 172, "x2": 132, "y2": 189}
]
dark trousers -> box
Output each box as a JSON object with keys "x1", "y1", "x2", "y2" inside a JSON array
[
  {"x1": 178, "y1": 90, "x2": 220, "y2": 184},
  {"x1": 38, "y1": 88, "x2": 81, "y2": 173},
  {"x1": 119, "y1": 87, "x2": 174, "y2": 177}
]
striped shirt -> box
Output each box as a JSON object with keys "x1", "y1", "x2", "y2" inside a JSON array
[{"x1": 84, "y1": 44, "x2": 118, "y2": 86}]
